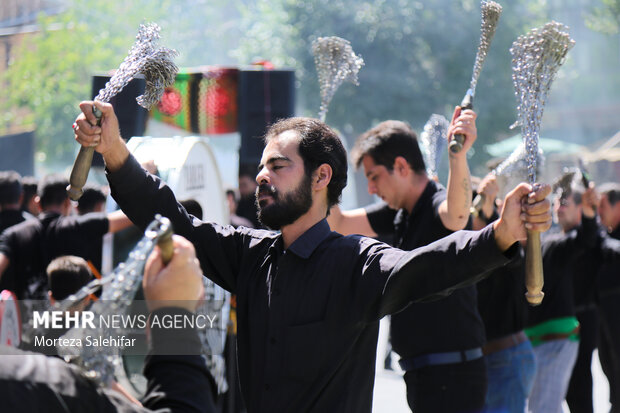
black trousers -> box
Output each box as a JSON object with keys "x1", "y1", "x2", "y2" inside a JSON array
[
  {"x1": 403, "y1": 357, "x2": 487, "y2": 413},
  {"x1": 566, "y1": 308, "x2": 599, "y2": 413},
  {"x1": 599, "y1": 297, "x2": 620, "y2": 412}
]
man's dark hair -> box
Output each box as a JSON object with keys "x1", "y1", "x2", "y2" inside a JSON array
[
  {"x1": 600, "y1": 183, "x2": 620, "y2": 206},
  {"x1": 77, "y1": 185, "x2": 107, "y2": 214},
  {"x1": 46, "y1": 256, "x2": 93, "y2": 301},
  {"x1": 225, "y1": 189, "x2": 237, "y2": 201},
  {"x1": 0, "y1": 170, "x2": 22, "y2": 206},
  {"x1": 351, "y1": 120, "x2": 426, "y2": 174},
  {"x1": 553, "y1": 171, "x2": 584, "y2": 205},
  {"x1": 21, "y1": 176, "x2": 38, "y2": 211},
  {"x1": 239, "y1": 163, "x2": 258, "y2": 179},
  {"x1": 180, "y1": 199, "x2": 203, "y2": 220},
  {"x1": 264, "y1": 117, "x2": 347, "y2": 209},
  {"x1": 38, "y1": 174, "x2": 69, "y2": 209}
]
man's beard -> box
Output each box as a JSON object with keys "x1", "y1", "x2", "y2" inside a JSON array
[{"x1": 255, "y1": 175, "x2": 313, "y2": 230}]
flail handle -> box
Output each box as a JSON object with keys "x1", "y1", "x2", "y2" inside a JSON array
[
  {"x1": 449, "y1": 92, "x2": 473, "y2": 153},
  {"x1": 67, "y1": 106, "x2": 102, "y2": 201},
  {"x1": 525, "y1": 229, "x2": 544, "y2": 305},
  {"x1": 471, "y1": 193, "x2": 486, "y2": 216},
  {"x1": 157, "y1": 227, "x2": 174, "y2": 265}
]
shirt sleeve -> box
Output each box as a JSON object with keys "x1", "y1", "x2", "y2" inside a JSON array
[
  {"x1": 356, "y1": 224, "x2": 518, "y2": 321},
  {"x1": 364, "y1": 202, "x2": 397, "y2": 235},
  {"x1": 0, "y1": 228, "x2": 14, "y2": 258},
  {"x1": 139, "y1": 307, "x2": 216, "y2": 413},
  {"x1": 106, "y1": 154, "x2": 252, "y2": 294}
]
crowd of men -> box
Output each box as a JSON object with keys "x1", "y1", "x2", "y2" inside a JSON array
[{"x1": 0, "y1": 98, "x2": 618, "y2": 413}]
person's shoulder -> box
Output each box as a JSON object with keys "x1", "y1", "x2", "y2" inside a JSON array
[
  {"x1": 541, "y1": 228, "x2": 572, "y2": 249},
  {"x1": 57, "y1": 212, "x2": 107, "y2": 227},
  {"x1": 332, "y1": 232, "x2": 391, "y2": 251},
  {"x1": 429, "y1": 180, "x2": 446, "y2": 203},
  {"x1": 2, "y1": 216, "x2": 41, "y2": 237}
]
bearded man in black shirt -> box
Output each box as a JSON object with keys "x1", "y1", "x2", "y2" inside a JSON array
[{"x1": 72, "y1": 100, "x2": 552, "y2": 413}]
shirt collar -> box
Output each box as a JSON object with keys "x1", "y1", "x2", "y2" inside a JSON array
[
  {"x1": 287, "y1": 219, "x2": 332, "y2": 259},
  {"x1": 394, "y1": 180, "x2": 438, "y2": 227}
]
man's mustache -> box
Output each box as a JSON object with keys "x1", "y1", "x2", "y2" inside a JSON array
[{"x1": 256, "y1": 184, "x2": 277, "y2": 199}]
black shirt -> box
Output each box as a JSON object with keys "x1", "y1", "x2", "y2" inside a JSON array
[
  {"x1": 365, "y1": 180, "x2": 486, "y2": 357},
  {"x1": 107, "y1": 155, "x2": 515, "y2": 413},
  {"x1": 236, "y1": 196, "x2": 261, "y2": 229},
  {"x1": 597, "y1": 227, "x2": 620, "y2": 299},
  {"x1": 0, "y1": 211, "x2": 108, "y2": 299},
  {"x1": 0, "y1": 209, "x2": 31, "y2": 293},
  {"x1": 527, "y1": 215, "x2": 599, "y2": 327},
  {"x1": 477, "y1": 250, "x2": 528, "y2": 341},
  {"x1": 0, "y1": 209, "x2": 29, "y2": 234},
  {"x1": 0, "y1": 307, "x2": 215, "y2": 413}
]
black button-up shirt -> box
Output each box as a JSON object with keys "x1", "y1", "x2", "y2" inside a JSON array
[
  {"x1": 365, "y1": 180, "x2": 485, "y2": 357},
  {"x1": 108, "y1": 155, "x2": 515, "y2": 413}
]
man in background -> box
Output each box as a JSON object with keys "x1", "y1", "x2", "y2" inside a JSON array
[{"x1": 0, "y1": 174, "x2": 132, "y2": 300}]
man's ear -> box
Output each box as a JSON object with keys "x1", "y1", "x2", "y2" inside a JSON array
[
  {"x1": 393, "y1": 156, "x2": 410, "y2": 177},
  {"x1": 313, "y1": 164, "x2": 333, "y2": 191}
]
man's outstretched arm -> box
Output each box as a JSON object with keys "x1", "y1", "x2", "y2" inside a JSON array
[{"x1": 358, "y1": 183, "x2": 551, "y2": 320}]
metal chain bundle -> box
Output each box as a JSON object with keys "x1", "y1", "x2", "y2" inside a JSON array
[
  {"x1": 469, "y1": 1, "x2": 503, "y2": 95},
  {"x1": 68, "y1": 23, "x2": 178, "y2": 202},
  {"x1": 57, "y1": 216, "x2": 174, "y2": 385},
  {"x1": 94, "y1": 23, "x2": 178, "y2": 108},
  {"x1": 450, "y1": 1, "x2": 502, "y2": 153},
  {"x1": 471, "y1": 141, "x2": 544, "y2": 213},
  {"x1": 494, "y1": 141, "x2": 545, "y2": 199},
  {"x1": 511, "y1": 21, "x2": 575, "y2": 184},
  {"x1": 312, "y1": 36, "x2": 364, "y2": 122},
  {"x1": 420, "y1": 114, "x2": 449, "y2": 179}
]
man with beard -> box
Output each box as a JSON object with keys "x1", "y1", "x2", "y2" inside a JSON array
[{"x1": 72, "y1": 100, "x2": 552, "y2": 413}]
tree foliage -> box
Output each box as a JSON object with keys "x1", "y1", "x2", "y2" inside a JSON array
[
  {"x1": 2, "y1": 0, "x2": 619, "y2": 177},
  {"x1": 234, "y1": 0, "x2": 557, "y2": 174},
  {"x1": 0, "y1": 0, "x2": 228, "y2": 166},
  {"x1": 586, "y1": 0, "x2": 620, "y2": 34}
]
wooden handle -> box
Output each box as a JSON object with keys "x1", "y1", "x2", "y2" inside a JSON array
[
  {"x1": 471, "y1": 193, "x2": 486, "y2": 216},
  {"x1": 525, "y1": 229, "x2": 544, "y2": 305},
  {"x1": 449, "y1": 134, "x2": 465, "y2": 153},
  {"x1": 67, "y1": 105, "x2": 102, "y2": 201},
  {"x1": 157, "y1": 228, "x2": 174, "y2": 265},
  {"x1": 449, "y1": 92, "x2": 474, "y2": 154},
  {"x1": 67, "y1": 146, "x2": 95, "y2": 201}
]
